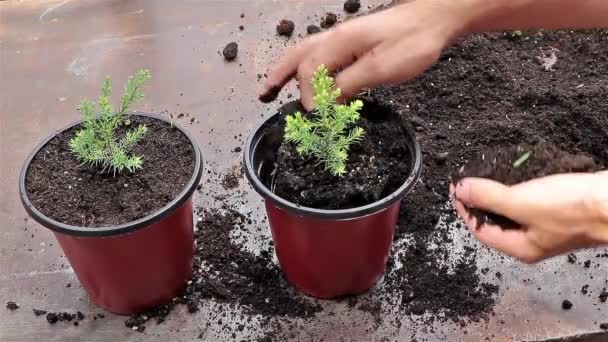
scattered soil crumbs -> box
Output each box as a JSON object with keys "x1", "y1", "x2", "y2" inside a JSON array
[
  {"x1": 45, "y1": 311, "x2": 85, "y2": 324},
  {"x1": 6, "y1": 301, "x2": 19, "y2": 310},
  {"x1": 344, "y1": 0, "x2": 361, "y2": 13},
  {"x1": 33, "y1": 309, "x2": 47, "y2": 316},
  {"x1": 306, "y1": 25, "x2": 321, "y2": 35},
  {"x1": 562, "y1": 300, "x2": 573, "y2": 310},
  {"x1": 276, "y1": 19, "x2": 295, "y2": 37},
  {"x1": 320, "y1": 12, "x2": 338, "y2": 29},
  {"x1": 124, "y1": 209, "x2": 322, "y2": 330},
  {"x1": 223, "y1": 42, "x2": 239, "y2": 61},
  {"x1": 453, "y1": 143, "x2": 598, "y2": 229},
  {"x1": 221, "y1": 164, "x2": 243, "y2": 190},
  {"x1": 599, "y1": 289, "x2": 608, "y2": 302},
  {"x1": 25, "y1": 116, "x2": 194, "y2": 227}
]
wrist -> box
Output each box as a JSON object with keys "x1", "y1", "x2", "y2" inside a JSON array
[{"x1": 451, "y1": 0, "x2": 533, "y2": 34}]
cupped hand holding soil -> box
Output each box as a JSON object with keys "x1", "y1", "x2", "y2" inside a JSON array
[{"x1": 451, "y1": 144, "x2": 608, "y2": 263}]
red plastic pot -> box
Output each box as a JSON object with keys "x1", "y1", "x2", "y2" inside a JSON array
[
  {"x1": 244, "y1": 106, "x2": 422, "y2": 299},
  {"x1": 19, "y1": 113, "x2": 203, "y2": 314}
]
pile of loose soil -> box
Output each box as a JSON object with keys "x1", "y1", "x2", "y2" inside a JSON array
[
  {"x1": 25, "y1": 116, "x2": 194, "y2": 227},
  {"x1": 273, "y1": 99, "x2": 413, "y2": 210},
  {"x1": 452, "y1": 143, "x2": 599, "y2": 228},
  {"x1": 124, "y1": 209, "x2": 322, "y2": 330},
  {"x1": 367, "y1": 29, "x2": 608, "y2": 326}
]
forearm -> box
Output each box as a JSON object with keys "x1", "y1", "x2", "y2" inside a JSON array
[
  {"x1": 457, "y1": 0, "x2": 608, "y2": 33},
  {"x1": 586, "y1": 171, "x2": 608, "y2": 243}
]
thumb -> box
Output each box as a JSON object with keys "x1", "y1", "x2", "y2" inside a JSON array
[{"x1": 454, "y1": 178, "x2": 516, "y2": 218}]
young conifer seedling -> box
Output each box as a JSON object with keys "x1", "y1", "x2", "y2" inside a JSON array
[
  {"x1": 69, "y1": 69, "x2": 151, "y2": 174},
  {"x1": 284, "y1": 65, "x2": 365, "y2": 176}
]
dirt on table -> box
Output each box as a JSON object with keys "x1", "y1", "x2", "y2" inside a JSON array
[
  {"x1": 223, "y1": 42, "x2": 239, "y2": 61},
  {"x1": 273, "y1": 99, "x2": 413, "y2": 210},
  {"x1": 344, "y1": 0, "x2": 361, "y2": 13},
  {"x1": 124, "y1": 208, "x2": 322, "y2": 332},
  {"x1": 24, "y1": 116, "x2": 194, "y2": 227},
  {"x1": 276, "y1": 19, "x2": 295, "y2": 37},
  {"x1": 306, "y1": 25, "x2": 321, "y2": 35},
  {"x1": 320, "y1": 12, "x2": 338, "y2": 29},
  {"x1": 452, "y1": 143, "x2": 599, "y2": 228}
]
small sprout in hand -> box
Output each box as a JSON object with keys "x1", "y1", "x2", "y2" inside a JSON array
[
  {"x1": 513, "y1": 151, "x2": 531, "y2": 168},
  {"x1": 284, "y1": 65, "x2": 365, "y2": 176},
  {"x1": 69, "y1": 69, "x2": 151, "y2": 174}
]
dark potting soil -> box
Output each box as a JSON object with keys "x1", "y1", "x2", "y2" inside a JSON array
[
  {"x1": 45, "y1": 311, "x2": 85, "y2": 324},
  {"x1": 273, "y1": 99, "x2": 413, "y2": 210},
  {"x1": 33, "y1": 309, "x2": 47, "y2": 316},
  {"x1": 369, "y1": 29, "x2": 608, "y2": 325},
  {"x1": 223, "y1": 42, "x2": 239, "y2": 61},
  {"x1": 320, "y1": 12, "x2": 337, "y2": 29},
  {"x1": 276, "y1": 19, "x2": 295, "y2": 37},
  {"x1": 124, "y1": 209, "x2": 322, "y2": 329},
  {"x1": 25, "y1": 116, "x2": 194, "y2": 227},
  {"x1": 344, "y1": 0, "x2": 361, "y2": 13},
  {"x1": 452, "y1": 143, "x2": 599, "y2": 229}
]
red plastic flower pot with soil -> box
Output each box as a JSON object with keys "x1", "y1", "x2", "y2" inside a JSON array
[
  {"x1": 18, "y1": 70, "x2": 203, "y2": 314},
  {"x1": 245, "y1": 66, "x2": 422, "y2": 299}
]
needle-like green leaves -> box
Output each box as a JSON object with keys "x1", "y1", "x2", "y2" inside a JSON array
[
  {"x1": 284, "y1": 65, "x2": 365, "y2": 176},
  {"x1": 69, "y1": 69, "x2": 151, "y2": 174}
]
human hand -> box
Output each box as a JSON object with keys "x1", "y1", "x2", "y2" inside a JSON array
[
  {"x1": 451, "y1": 171, "x2": 608, "y2": 263},
  {"x1": 259, "y1": 0, "x2": 473, "y2": 110}
]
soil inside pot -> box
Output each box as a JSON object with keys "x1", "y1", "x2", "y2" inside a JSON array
[
  {"x1": 25, "y1": 115, "x2": 194, "y2": 227},
  {"x1": 452, "y1": 143, "x2": 599, "y2": 228},
  {"x1": 272, "y1": 99, "x2": 413, "y2": 210}
]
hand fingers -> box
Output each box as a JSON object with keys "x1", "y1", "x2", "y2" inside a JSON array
[
  {"x1": 335, "y1": 33, "x2": 441, "y2": 100},
  {"x1": 261, "y1": 13, "x2": 388, "y2": 109},
  {"x1": 471, "y1": 224, "x2": 547, "y2": 263},
  {"x1": 259, "y1": 33, "x2": 328, "y2": 104},
  {"x1": 452, "y1": 193, "x2": 545, "y2": 263},
  {"x1": 453, "y1": 178, "x2": 520, "y2": 220}
]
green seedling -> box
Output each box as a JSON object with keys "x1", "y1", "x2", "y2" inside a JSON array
[
  {"x1": 69, "y1": 69, "x2": 151, "y2": 174},
  {"x1": 513, "y1": 151, "x2": 531, "y2": 168},
  {"x1": 284, "y1": 65, "x2": 365, "y2": 176}
]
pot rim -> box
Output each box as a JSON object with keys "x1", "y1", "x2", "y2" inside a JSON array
[
  {"x1": 19, "y1": 112, "x2": 203, "y2": 238},
  {"x1": 244, "y1": 112, "x2": 422, "y2": 220}
]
